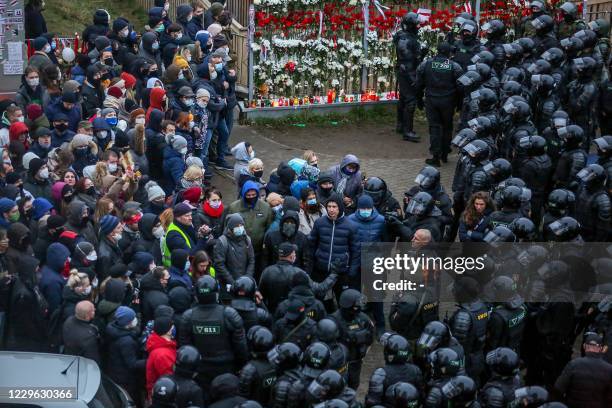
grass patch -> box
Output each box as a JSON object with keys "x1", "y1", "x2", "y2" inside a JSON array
[
  {"x1": 252, "y1": 105, "x2": 398, "y2": 128},
  {"x1": 44, "y1": 0, "x2": 147, "y2": 36}
]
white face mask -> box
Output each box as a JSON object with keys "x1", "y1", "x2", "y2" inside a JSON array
[
  {"x1": 92, "y1": 277, "x2": 99, "y2": 288},
  {"x1": 83, "y1": 286, "x2": 92, "y2": 295},
  {"x1": 186, "y1": 55, "x2": 192, "y2": 62},
  {"x1": 153, "y1": 226, "x2": 165, "y2": 239},
  {"x1": 120, "y1": 28, "x2": 129, "y2": 38},
  {"x1": 187, "y1": 15, "x2": 193, "y2": 22},
  {"x1": 180, "y1": 147, "x2": 188, "y2": 155},
  {"x1": 97, "y1": 130, "x2": 108, "y2": 139},
  {"x1": 86, "y1": 251, "x2": 98, "y2": 261},
  {"x1": 27, "y1": 78, "x2": 39, "y2": 87},
  {"x1": 16, "y1": 116, "x2": 25, "y2": 123},
  {"x1": 210, "y1": 71, "x2": 217, "y2": 80},
  {"x1": 184, "y1": 260, "x2": 191, "y2": 272},
  {"x1": 43, "y1": 45, "x2": 51, "y2": 53},
  {"x1": 129, "y1": 317, "x2": 138, "y2": 328},
  {"x1": 38, "y1": 167, "x2": 49, "y2": 179},
  {"x1": 108, "y1": 162, "x2": 118, "y2": 173},
  {"x1": 178, "y1": 71, "x2": 185, "y2": 80},
  {"x1": 249, "y1": 150, "x2": 255, "y2": 159},
  {"x1": 135, "y1": 117, "x2": 146, "y2": 125},
  {"x1": 189, "y1": 121, "x2": 195, "y2": 129},
  {"x1": 149, "y1": 262, "x2": 157, "y2": 272},
  {"x1": 176, "y1": 32, "x2": 183, "y2": 40},
  {"x1": 197, "y1": 100, "x2": 208, "y2": 109},
  {"x1": 112, "y1": 232, "x2": 123, "y2": 242}
]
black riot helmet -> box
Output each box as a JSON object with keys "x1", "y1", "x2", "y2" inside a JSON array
[
  {"x1": 451, "y1": 128, "x2": 478, "y2": 148},
  {"x1": 152, "y1": 376, "x2": 178, "y2": 406},
  {"x1": 316, "y1": 318, "x2": 340, "y2": 343},
  {"x1": 510, "y1": 217, "x2": 537, "y2": 241},
  {"x1": 502, "y1": 43, "x2": 522, "y2": 62},
  {"x1": 414, "y1": 166, "x2": 440, "y2": 190},
  {"x1": 502, "y1": 99, "x2": 531, "y2": 122},
  {"x1": 195, "y1": 275, "x2": 219, "y2": 304},
  {"x1": 516, "y1": 37, "x2": 535, "y2": 56},
  {"x1": 531, "y1": 14, "x2": 554, "y2": 34},
  {"x1": 417, "y1": 321, "x2": 450, "y2": 352},
  {"x1": 384, "y1": 382, "x2": 420, "y2": 408},
  {"x1": 429, "y1": 347, "x2": 462, "y2": 378},
  {"x1": 531, "y1": 74, "x2": 556, "y2": 96},
  {"x1": 518, "y1": 135, "x2": 547, "y2": 156},
  {"x1": 512, "y1": 386, "x2": 550, "y2": 407},
  {"x1": 460, "y1": 20, "x2": 478, "y2": 41},
  {"x1": 471, "y1": 88, "x2": 498, "y2": 111},
  {"x1": 540, "y1": 47, "x2": 565, "y2": 67},
  {"x1": 490, "y1": 275, "x2": 522, "y2": 306},
  {"x1": 483, "y1": 158, "x2": 512, "y2": 183},
  {"x1": 557, "y1": 124, "x2": 585, "y2": 148},
  {"x1": 548, "y1": 216, "x2": 581, "y2": 241},
  {"x1": 499, "y1": 185, "x2": 523, "y2": 209},
  {"x1": 467, "y1": 63, "x2": 492, "y2": 80},
  {"x1": 175, "y1": 345, "x2": 202, "y2": 373},
  {"x1": 485, "y1": 347, "x2": 520, "y2": 376},
  {"x1": 482, "y1": 19, "x2": 506, "y2": 39},
  {"x1": 468, "y1": 116, "x2": 493, "y2": 136},
  {"x1": 526, "y1": 59, "x2": 552, "y2": 74},
  {"x1": 401, "y1": 12, "x2": 419, "y2": 32},
  {"x1": 550, "y1": 110, "x2": 570, "y2": 129},
  {"x1": 501, "y1": 81, "x2": 524, "y2": 99},
  {"x1": 539, "y1": 403, "x2": 569, "y2": 408},
  {"x1": 405, "y1": 191, "x2": 442, "y2": 217},
  {"x1": 530, "y1": 0, "x2": 545, "y2": 14},
  {"x1": 363, "y1": 176, "x2": 388, "y2": 207},
  {"x1": 593, "y1": 135, "x2": 612, "y2": 158},
  {"x1": 559, "y1": 1, "x2": 578, "y2": 19},
  {"x1": 307, "y1": 370, "x2": 345, "y2": 402},
  {"x1": 247, "y1": 325, "x2": 275, "y2": 355},
  {"x1": 576, "y1": 163, "x2": 607, "y2": 190},
  {"x1": 560, "y1": 36, "x2": 584, "y2": 55},
  {"x1": 380, "y1": 333, "x2": 411, "y2": 364},
  {"x1": 573, "y1": 56, "x2": 597, "y2": 78},
  {"x1": 232, "y1": 275, "x2": 257, "y2": 299},
  {"x1": 441, "y1": 375, "x2": 478, "y2": 407},
  {"x1": 484, "y1": 225, "x2": 517, "y2": 244},
  {"x1": 588, "y1": 18, "x2": 611, "y2": 38},
  {"x1": 237, "y1": 402, "x2": 264, "y2": 408},
  {"x1": 546, "y1": 189, "x2": 576, "y2": 215},
  {"x1": 338, "y1": 288, "x2": 364, "y2": 310},
  {"x1": 303, "y1": 342, "x2": 331, "y2": 379},
  {"x1": 462, "y1": 139, "x2": 490, "y2": 163},
  {"x1": 537, "y1": 260, "x2": 570, "y2": 286},
  {"x1": 573, "y1": 29, "x2": 598, "y2": 48},
  {"x1": 268, "y1": 342, "x2": 302, "y2": 371},
  {"x1": 457, "y1": 70, "x2": 482, "y2": 88},
  {"x1": 501, "y1": 67, "x2": 525, "y2": 84},
  {"x1": 471, "y1": 50, "x2": 495, "y2": 65}
]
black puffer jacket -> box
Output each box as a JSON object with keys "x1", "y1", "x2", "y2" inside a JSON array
[
  {"x1": 263, "y1": 210, "x2": 311, "y2": 271},
  {"x1": 554, "y1": 354, "x2": 612, "y2": 408},
  {"x1": 138, "y1": 271, "x2": 169, "y2": 323}
]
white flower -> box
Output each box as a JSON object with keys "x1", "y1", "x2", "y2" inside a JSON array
[
  {"x1": 251, "y1": 43, "x2": 261, "y2": 52},
  {"x1": 314, "y1": 79, "x2": 322, "y2": 88},
  {"x1": 331, "y1": 79, "x2": 340, "y2": 87}
]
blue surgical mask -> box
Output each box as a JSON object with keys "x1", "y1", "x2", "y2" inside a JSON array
[
  {"x1": 307, "y1": 198, "x2": 317, "y2": 206},
  {"x1": 359, "y1": 209, "x2": 373, "y2": 218},
  {"x1": 171, "y1": 326, "x2": 176, "y2": 338},
  {"x1": 233, "y1": 225, "x2": 245, "y2": 236},
  {"x1": 105, "y1": 117, "x2": 118, "y2": 127},
  {"x1": 215, "y1": 62, "x2": 223, "y2": 72},
  {"x1": 272, "y1": 205, "x2": 283, "y2": 214},
  {"x1": 184, "y1": 260, "x2": 191, "y2": 272}
]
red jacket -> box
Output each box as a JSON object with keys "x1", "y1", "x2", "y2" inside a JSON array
[
  {"x1": 145, "y1": 87, "x2": 166, "y2": 123},
  {"x1": 145, "y1": 332, "x2": 177, "y2": 396}
]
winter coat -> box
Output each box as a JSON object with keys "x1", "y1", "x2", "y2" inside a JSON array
[
  {"x1": 226, "y1": 181, "x2": 273, "y2": 253},
  {"x1": 139, "y1": 272, "x2": 170, "y2": 323},
  {"x1": 459, "y1": 209, "x2": 493, "y2": 242},
  {"x1": 15, "y1": 81, "x2": 50, "y2": 110},
  {"x1": 329, "y1": 154, "x2": 363, "y2": 202},
  {"x1": 162, "y1": 145, "x2": 186, "y2": 194},
  {"x1": 39, "y1": 243, "x2": 70, "y2": 314},
  {"x1": 348, "y1": 208, "x2": 385, "y2": 243},
  {"x1": 65, "y1": 200, "x2": 98, "y2": 247},
  {"x1": 145, "y1": 332, "x2": 177, "y2": 395},
  {"x1": 23, "y1": 173, "x2": 52, "y2": 200},
  {"x1": 105, "y1": 321, "x2": 145, "y2": 385},
  {"x1": 298, "y1": 206, "x2": 326, "y2": 235},
  {"x1": 45, "y1": 98, "x2": 82, "y2": 132},
  {"x1": 263, "y1": 210, "x2": 311, "y2": 272},
  {"x1": 213, "y1": 213, "x2": 255, "y2": 286},
  {"x1": 62, "y1": 316, "x2": 101, "y2": 365},
  {"x1": 232, "y1": 142, "x2": 251, "y2": 184},
  {"x1": 60, "y1": 285, "x2": 89, "y2": 322},
  {"x1": 275, "y1": 285, "x2": 327, "y2": 322},
  {"x1": 145, "y1": 109, "x2": 167, "y2": 181},
  {"x1": 97, "y1": 235, "x2": 124, "y2": 281}
]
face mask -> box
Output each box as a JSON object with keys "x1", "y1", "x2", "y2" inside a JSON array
[
  {"x1": 44, "y1": 45, "x2": 51, "y2": 53},
  {"x1": 359, "y1": 209, "x2": 373, "y2": 218},
  {"x1": 246, "y1": 196, "x2": 258, "y2": 205},
  {"x1": 209, "y1": 200, "x2": 221, "y2": 209},
  {"x1": 38, "y1": 168, "x2": 49, "y2": 179},
  {"x1": 180, "y1": 147, "x2": 188, "y2": 155},
  {"x1": 184, "y1": 98, "x2": 194, "y2": 107},
  {"x1": 106, "y1": 117, "x2": 118, "y2": 127},
  {"x1": 187, "y1": 15, "x2": 193, "y2": 22},
  {"x1": 86, "y1": 251, "x2": 98, "y2": 261},
  {"x1": 175, "y1": 33, "x2": 183, "y2": 40},
  {"x1": 249, "y1": 150, "x2": 255, "y2": 159},
  {"x1": 120, "y1": 28, "x2": 129, "y2": 38},
  {"x1": 155, "y1": 24, "x2": 165, "y2": 33},
  {"x1": 164, "y1": 3, "x2": 170, "y2": 11},
  {"x1": 27, "y1": 78, "x2": 40, "y2": 87},
  {"x1": 197, "y1": 101, "x2": 208, "y2": 108},
  {"x1": 83, "y1": 286, "x2": 92, "y2": 295},
  {"x1": 104, "y1": 57, "x2": 114, "y2": 66},
  {"x1": 215, "y1": 63, "x2": 223, "y2": 72},
  {"x1": 63, "y1": 194, "x2": 74, "y2": 203},
  {"x1": 184, "y1": 260, "x2": 191, "y2": 272},
  {"x1": 153, "y1": 226, "x2": 165, "y2": 239},
  {"x1": 129, "y1": 317, "x2": 138, "y2": 328},
  {"x1": 152, "y1": 40, "x2": 161, "y2": 48},
  {"x1": 135, "y1": 117, "x2": 146, "y2": 125},
  {"x1": 272, "y1": 205, "x2": 283, "y2": 214},
  {"x1": 189, "y1": 121, "x2": 195, "y2": 129},
  {"x1": 92, "y1": 277, "x2": 99, "y2": 288},
  {"x1": 178, "y1": 71, "x2": 185, "y2": 80},
  {"x1": 96, "y1": 130, "x2": 108, "y2": 139},
  {"x1": 112, "y1": 232, "x2": 123, "y2": 241},
  {"x1": 149, "y1": 262, "x2": 156, "y2": 272},
  {"x1": 282, "y1": 223, "x2": 296, "y2": 236},
  {"x1": 210, "y1": 71, "x2": 217, "y2": 80},
  {"x1": 307, "y1": 198, "x2": 317, "y2": 206},
  {"x1": 55, "y1": 123, "x2": 68, "y2": 132},
  {"x1": 108, "y1": 163, "x2": 118, "y2": 173},
  {"x1": 233, "y1": 225, "x2": 245, "y2": 236},
  {"x1": 186, "y1": 55, "x2": 192, "y2": 62},
  {"x1": 40, "y1": 141, "x2": 51, "y2": 149},
  {"x1": 86, "y1": 186, "x2": 96, "y2": 196},
  {"x1": 8, "y1": 212, "x2": 20, "y2": 222}
]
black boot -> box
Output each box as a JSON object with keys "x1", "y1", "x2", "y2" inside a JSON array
[{"x1": 425, "y1": 156, "x2": 441, "y2": 167}]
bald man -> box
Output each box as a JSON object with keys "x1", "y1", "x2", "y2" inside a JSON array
[
  {"x1": 62, "y1": 300, "x2": 101, "y2": 365},
  {"x1": 411, "y1": 228, "x2": 432, "y2": 249}
]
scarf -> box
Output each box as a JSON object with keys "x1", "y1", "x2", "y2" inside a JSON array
[{"x1": 203, "y1": 201, "x2": 224, "y2": 218}]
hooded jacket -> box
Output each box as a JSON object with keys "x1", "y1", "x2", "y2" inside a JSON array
[
  {"x1": 145, "y1": 109, "x2": 167, "y2": 181},
  {"x1": 133, "y1": 214, "x2": 162, "y2": 264},
  {"x1": 65, "y1": 200, "x2": 98, "y2": 247},
  {"x1": 162, "y1": 144, "x2": 186, "y2": 194},
  {"x1": 146, "y1": 87, "x2": 167, "y2": 122},
  {"x1": 232, "y1": 141, "x2": 252, "y2": 183},
  {"x1": 226, "y1": 181, "x2": 273, "y2": 252},
  {"x1": 138, "y1": 31, "x2": 162, "y2": 70},
  {"x1": 39, "y1": 242, "x2": 70, "y2": 313},
  {"x1": 139, "y1": 271, "x2": 170, "y2": 323},
  {"x1": 263, "y1": 210, "x2": 311, "y2": 271},
  {"x1": 308, "y1": 193, "x2": 360, "y2": 279},
  {"x1": 213, "y1": 213, "x2": 255, "y2": 286},
  {"x1": 15, "y1": 74, "x2": 50, "y2": 109},
  {"x1": 105, "y1": 321, "x2": 145, "y2": 385},
  {"x1": 93, "y1": 278, "x2": 126, "y2": 333},
  {"x1": 329, "y1": 154, "x2": 363, "y2": 201},
  {"x1": 348, "y1": 207, "x2": 386, "y2": 243},
  {"x1": 145, "y1": 332, "x2": 177, "y2": 396}
]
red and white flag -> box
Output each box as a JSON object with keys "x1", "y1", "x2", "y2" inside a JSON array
[
  {"x1": 463, "y1": 1, "x2": 472, "y2": 14},
  {"x1": 417, "y1": 8, "x2": 431, "y2": 23}
]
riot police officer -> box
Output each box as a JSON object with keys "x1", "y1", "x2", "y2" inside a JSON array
[
  {"x1": 547, "y1": 216, "x2": 583, "y2": 242},
  {"x1": 540, "y1": 47, "x2": 567, "y2": 92},
  {"x1": 453, "y1": 21, "x2": 485, "y2": 71},
  {"x1": 565, "y1": 57, "x2": 599, "y2": 149},
  {"x1": 479, "y1": 348, "x2": 521, "y2": 408},
  {"x1": 552, "y1": 125, "x2": 587, "y2": 189},
  {"x1": 510, "y1": 386, "x2": 549, "y2": 407},
  {"x1": 541, "y1": 110, "x2": 570, "y2": 165},
  {"x1": 424, "y1": 348, "x2": 464, "y2": 404},
  {"x1": 170, "y1": 345, "x2": 205, "y2": 408},
  {"x1": 239, "y1": 326, "x2": 277, "y2": 405},
  {"x1": 382, "y1": 382, "x2": 420, "y2": 408},
  {"x1": 366, "y1": 333, "x2": 424, "y2": 406},
  {"x1": 330, "y1": 289, "x2": 375, "y2": 389},
  {"x1": 416, "y1": 41, "x2": 464, "y2": 165},
  {"x1": 231, "y1": 276, "x2": 272, "y2": 331},
  {"x1": 483, "y1": 158, "x2": 513, "y2": 191},
  {"x1": 486, "y1": 276, "x2": 527, "y2": 354},
  {"x1": 306, "y1": 369, "x2": 359, "y2": 407},
  {"x1": 273, "y1": 299, "x2": 316, "y2": 350},
  {"x1": 510, "y1": 217, "x2": 537, "y2": 242},
  {"x1": 302, "y1": 342, "x2": 332, "y2": 382},
  {"x1": 275, "y1": 270, "x2": 327, "y2": 322},
  {"x1": 519, "y1": 0, "x2": 548, "y2": 37},
  {"x1": 389, "y1": 286, "x2": 440, "y2": 346},
  {"x1": 531, "y1": 74, "x2": 562, "y2": 133},
  {"x1": 470, "y1": 88, "x2": 500, "y2": 139},
  {"x1": 394, "y1": 12, "x2": 422, "y2": 142},
  {"x1": 416, "y1": 321, "x2": 465, "y2": 372},
  {"x1": 556, "y1": 2, "x2": 587, "y2": 40},
  {"x1": 575, "y1": 164, "x2": 611, "y2": 241},
  {"x1": 151, "y1": 376, "x2": 178, "y2": 408},
  {"x1": 462, "y1": 140, "x2": 491, "y2": 203},
  {"x1": 406, "y1": 166, "x2": 453, "y2": 239},
  {"x1": 516, "y1": 135, "x2": 553, "y2": 224},
  {"x1": 593, "y1": 135, "x2": 612, "y2": 193},
  {"x1": 316, "y1": 318, "x2": 350, "y2": 381},
  {"x1": 532, "y1": 15, "x2": 560, "y2": 55},
  {"x1": 468, "y1": 116, "x2": 498, "y2": 158},
  {"x1": 492, "y1": 177, "x2": 532, "y2": 218},
  {"x1": 540, "y1": 189, "x2": 576, "y2": 240},
  {"x1": 501, "y1": 100, "x2": 537, "y2": 161},
  {"x1": 363, "y1": 176, "x2": 402, "y2": 217},
  {"x1": 438, "y1": 375, "x2": 480, "y2": 408},
  {"x1": 178, "y1": 275, "x2": 248, "y2": 392},
  {"x1": 448, "y1": 276, "x2": 490, "y2": 382},
  {"x1": 588, "y1": 18, "x2": 610, "y2": 74},
  {"x1": 269, "y1": 342, "x2": 305, "y2": 408},
  {"x1": 483, "y1": 19, "x2": 507, "y2": 75},
  {"x1": 395, "y1": 191, "x2": 443, "y2": 242}
]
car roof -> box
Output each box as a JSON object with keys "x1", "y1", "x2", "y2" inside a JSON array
[{"x1": 0, "y1": 352, "x2": 100, "y2": 403}]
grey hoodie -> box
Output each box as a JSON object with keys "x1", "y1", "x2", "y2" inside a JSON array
[
  {"x1": 231, "y1": 141, "x2": 252, "y2": 184},
  {"x1": 212, "y1": 213, "x2": 255, "y2": 286}
]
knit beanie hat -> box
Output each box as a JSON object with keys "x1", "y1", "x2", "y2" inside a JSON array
[
  {"x1": 26, "y1": 104, "x2": 44, "y2": 121},
  {"x1": 357, "y1": 194, "x2": 374, "y2": 209},
  {"x1": 146, "y1": 181, "x2": 166, "y2": 201},
  {"x1": 33, "y1": 37, "x2": 48, "y2": 51},
  {"x1": 71, "y1": 133, "x2": 91, "y2": 148},
  {"x1": 0, "y1": 198, "x2": 16, "y2": 213},
  {"x1": 114, "y1": 306, "x2": 136, "y2": 327},
  {"x1": 196, "y1": 88, "x2": 210, "y2": 99},
  {"x1": 107, "y1": 86, "x2": 123, "y2": 98},
  {"x1": 153, "y1": 316, "x2": 173, "y2": 335},
  {"x1": 130, "y1": 108, "x2": 145, "y2": 121},
  {"x1": 47, "y1": 214, "x2": 66, "y2": 229},
  {"x1": 22, "y1": 152, "x2": 40, "y2": 170},
  {"x1": 172, "y1": 135, "x2": 188, "y2": 151},
  {"x1": 173, "y1": 202, "x2": 194, "y2": 218},
  {"x1": 99, "y1": 214, "x2": 120, "y2": 235},
  {"x1": 63, "y1": 80, "x2": 81, "y2": 95},
  {"x1": 5, "y1": 172, "x2": 21, "y2": 185},
  {"x1": 120, "y1": 72, "x2": 137, "y2": 89},
  {"x1": 28, "y1": 157, "x2": 45, "y2": 175}
]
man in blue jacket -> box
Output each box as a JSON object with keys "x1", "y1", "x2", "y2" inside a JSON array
[
  {"x1": 45, "y1": 91, "x2": 82, "y2": 133},
  {"x1": 162, "y1": 135, "x2": 188, "y2": 194},
  {"x1": 309, "y1": 193, "x2": 360, "y2": 307},
  {"x1": 39, "y1": 242, "x2": 70, "y2": 314}
]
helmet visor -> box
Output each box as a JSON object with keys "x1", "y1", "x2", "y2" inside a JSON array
[
  {"x1": 553, "y1": 117, "x2": 567, "y2": 128},
  {"x1": 576, "y1": 167, "x2": 595, "y2": 182},
  {"x1": 417, "y1": 333, "x2": 440, "y2": 350},
  {"x1": 307, "y1": 380, "x2": 327, "y2": 400},
  {"x1": 415, "y1": 173, "x2": 435, "y2": 189},
  {"x1": 406, "y1": 199, "x2": 426, "y2": 216}
]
